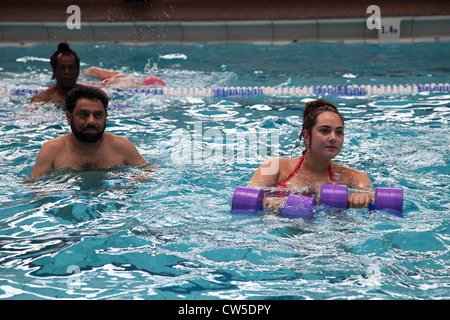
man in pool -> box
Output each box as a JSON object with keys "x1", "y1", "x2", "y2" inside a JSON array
[
  {"x1": 30, "y1": 42, "x2": 165, "y2": 104},
  {"x1": 30, "y1": 86, "x2": 148, "y2": 178},
  {"x1": 31, "y1": 42, "x2": 82, "y2": 104}
]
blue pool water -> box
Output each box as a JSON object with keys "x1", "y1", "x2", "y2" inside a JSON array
[{"x1": 0, "y1": 42, "x2": 449, "y2": 300}]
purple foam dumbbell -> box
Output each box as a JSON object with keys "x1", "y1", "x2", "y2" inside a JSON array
[
  {"x1": 319, "y1": 184, "x2": 348, "y2": 209},
  {"x1": 373, "y1": 187, "x2": 403, "y2": 217},
  {"x1": 320, "y1": 184, "x2": 403, "y2": 217},
  {"x1": 281, "y1": 194, "x2": 316, "y2": 219},
  {"x1": 231, "y1": 187, "x2": 264, "y2": 214}
]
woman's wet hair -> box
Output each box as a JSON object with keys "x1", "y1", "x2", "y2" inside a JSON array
[
  {"x1": 65, "y1": 86, "x2": 109, "y2": 113},
  {"x1": 49, "y1": 42, "x2": 80, "y2": 79},
  {"x1": 292, "y1": 99, "x2": 344, "y2": 154}
]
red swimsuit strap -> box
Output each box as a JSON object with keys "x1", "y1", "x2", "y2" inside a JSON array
[
  {"x1": 273, "y1": 155, "x2": 334, "y2": 188},
  {"x1": 273, "y1": 157, "x2": 304, "y2": 188},
  {"x1": 328, "y1": 163, "x2": 334, "y2": 183}
]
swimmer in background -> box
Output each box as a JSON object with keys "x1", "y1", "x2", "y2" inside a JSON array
[
  {"x1": 31, "y1": 42, "x2": 82, "y2": 104},
  {"x1": 248, "y1": 99, "x2": 372, "y2": 210},
  {"x1": 30, "y1": 42, "x2": 165, "y2": 105},
  {"x1": 30, "y1": 86, "x2": 148, "y2": 178},
  {"x1": 82, "y1": 66, "x2": 165, "y2": 88}
]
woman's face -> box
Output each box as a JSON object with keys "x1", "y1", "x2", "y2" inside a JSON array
[{"x1": 303, "y1": 111, "x2": 344, "y2": 160}]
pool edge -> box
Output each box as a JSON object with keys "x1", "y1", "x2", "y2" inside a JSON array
[{"x1": 1, "y1": 16, "x2": 449, "y2": 45}]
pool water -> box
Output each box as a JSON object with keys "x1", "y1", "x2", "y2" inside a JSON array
[{"x1": 0, "y1": 42, "x2": 449, "y2": 300}]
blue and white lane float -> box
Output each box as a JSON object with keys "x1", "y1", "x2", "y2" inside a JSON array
[
  {"x1": 231, "y1": 184, "x2": 404, "y2": 218},
  {"x1": 2, "y1": 83, "x2": 449, "y2": 97}
]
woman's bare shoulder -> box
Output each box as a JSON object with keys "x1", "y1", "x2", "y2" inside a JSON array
[{"x1": 332, "y1": 162, "x2": 372, "y2": 189}]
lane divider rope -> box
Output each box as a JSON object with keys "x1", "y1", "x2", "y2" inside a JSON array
[{"x1": 2, "y1": 83, "x2": 449, "y2": 97}]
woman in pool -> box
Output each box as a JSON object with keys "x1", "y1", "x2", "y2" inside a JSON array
[
  {"x1": 248, "y1": 99, "x2": 372, "y2": 209},
  {"x1": 82, "y1": 66, "x2": 165, "y2": 88}
]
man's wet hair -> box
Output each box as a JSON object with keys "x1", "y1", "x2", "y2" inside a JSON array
[
  {"x1": 65, "y1": 86, "x2": 109, "y2": 113},
  {"x1": 49, "y1": 42, "x2": 80, "y2": 79}
]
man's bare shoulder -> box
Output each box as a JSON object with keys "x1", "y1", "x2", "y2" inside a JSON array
[
  {"x1": 31, "y1": 87, "x2": 54, "y2": 103},
  {"x1": 105, "y1": 133, "x2": 133, "y2": 146},
  {"x1": 41, "y1": 134, "x2": 69, "y2": 150},
  {"x1": 30, "y1": 135, "x2": 70, "y2": 178},
  {"x1": 104, "y1": 133, "x2": 147, "y2": 165}
]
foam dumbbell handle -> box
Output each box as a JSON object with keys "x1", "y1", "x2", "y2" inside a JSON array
[
  {"x1": 321, "y1": 184, "x2": 404, "y2": 217},
  {"x1": 231, "y1": 186, "x2": 264, "y2": 214},
  {"x1": 281, "y1": 194, "x2": 316, "y2": 219},
  {"x1": 319, "y1": 184, "x2": 348, "y2": 209}
]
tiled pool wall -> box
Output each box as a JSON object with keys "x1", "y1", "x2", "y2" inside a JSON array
[{"x1": 1, "y1": 16, "x2": 449, "y2": 44}]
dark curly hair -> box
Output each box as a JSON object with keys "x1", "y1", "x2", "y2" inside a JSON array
[
  {"x1": 49, "y1": 42, "x2": 80, "y2": 80},
  {"x1": 65, "y1": 86, "x2": 109, "y2": 113},
  {"x1": 293, "y1": 99, "x2": 345, "y2": 153}
]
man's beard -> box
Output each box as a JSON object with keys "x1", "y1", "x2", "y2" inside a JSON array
[{"x1": 71, "y1": 123, "x2": 105, "y2": 143}]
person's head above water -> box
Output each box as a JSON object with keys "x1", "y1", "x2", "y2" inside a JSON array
[
  {"x1": 30, "y1": 42, "x2": 82, "y2": 104},
  {"x1": 65, "y1": 85, "x2": 108, "y2": 113},
  {"x1": 50, "y1": 42, "x2": 80, "y2": 90},
  {"x1": 30, "y1": 85, "x2": 148, "y2": 178},
  {"x1": 65, "y1": 86, "x2": 109, "y2": 143},
  {"x1": 294, "y1": 98, "x2": 345, "y2": 157},
  {"x1": 248, "y1": 98, "x2": 372, "y2": 209}
]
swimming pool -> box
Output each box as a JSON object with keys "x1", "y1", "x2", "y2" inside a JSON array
[{"x1": 0, "y1": 42, "x2": 449, "y2": 300}]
